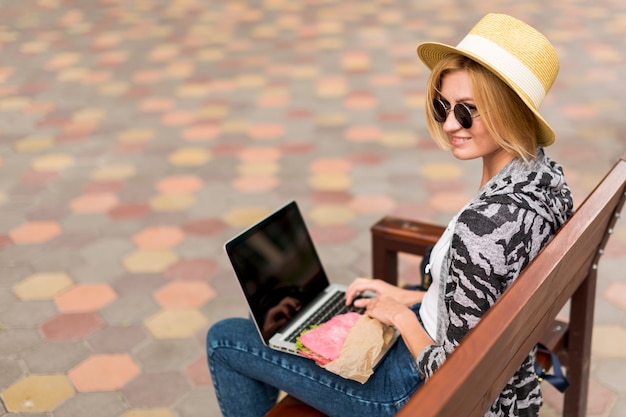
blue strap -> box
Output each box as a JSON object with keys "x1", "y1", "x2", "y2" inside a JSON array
[{"x1": 534, "y1": 343, "x2": 569, "y2": 393}]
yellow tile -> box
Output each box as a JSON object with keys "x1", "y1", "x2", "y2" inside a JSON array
[
  {"x1": 31, "y1": 153, "x2": 74, "y2": 172},
  {"x1": 223, "y1": 207, "x2": 271, "y2": 227},
  {"x1": 592, "y1": 325, "x2": 626, "y2": 358},
  {"x1": 165, "y1": 62, "x2": 194, "y2": 79},
  {"x1": 316, "y1": 37, "x2": 344, "y2": 51},
  {"x1": 177, "y1": 83, "x2": 208, "y2": 98},
  {"x1": 315, "y1": 113, "x2": 347, "y2": 127},
  {"x1": 237, "y1": 162, "x2": 280, "y2": 176},
  {"x1": 20, "y1": 41, "x2": 48, "y2": 54},
  {"x1": 13, "y1": 272, "x2": 74, "y2": 300},
  {"x1": 72, "y1": 108, "x2": 106, "y2": 123},
  {"x1": 196, "y1": 48, "x2": 223, "y2": 61},
  {"x1": 118, "y1": 128, "x2": 155, "y2": 144},
  {"x1": 291, "y1": 65, "x2": 318, "y2": 79},
  {"x1": 236, "y1": 74, "x2": 267, "y2": 88},
  {"x1": 144, "y1": 309, "x2": 208, "y2": 338},
  {"x1": 419, "y1": 163, "x2": 464, "y2": 180},
  {"x1": 1, "y1": 375, "x2": 74, "y2": 412},
  {"x1": 308, "y1": 205, "x2": 355, "y2": 226},
  {"x1": 380, "y1": 131, "x2": 418, "y2": 148},
  {"x1": 168, "y1": 148, "x2": 212, "y2": 166},
  {"x1": 220, "y1": 119, "x2": 250, "y2": 134},
  {"x1": 57, "y1": 67, "x2": 88, "y2": 82},
  {"x1": 46, "y1": 52, "x2": 81, "y2": 70},
  {"x1": 0, "y1": 96, "x2": 31, "y2": 111},
  {"x1": 122, "y1": 409, "x2": 175, "y2": 417},
  {"x1": 198, "y1": 103, "x2": 230, "y2": 120},
  {"x1": 98, "y1": 81, "x2": 129, "y2": 96},
  {"x1": 308, "y1": 173, "x2": 352, "y2": 191},
  {"x1": 123, "y1": 249, "x2": 179, "y2": 273},
  {"x1": 13, "y1": 135, "x2": 55, "y2": 153},
  {"x1": 90, "y1": 164, "x2": 136, "y2": 181},
  {"x1": 149, "y1": 193, "x2": 196, "y2": 212}
]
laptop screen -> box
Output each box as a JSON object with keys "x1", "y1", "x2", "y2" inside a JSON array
[{"x1": 225, "y1": 201, "x2": 329, "y2": 343}]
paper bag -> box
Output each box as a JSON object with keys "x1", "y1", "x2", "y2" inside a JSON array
[{"x1": 322, "y1": 314, "x2": 394, "y2": 383}]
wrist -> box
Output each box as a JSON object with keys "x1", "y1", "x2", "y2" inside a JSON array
[
  {"x1": 401, "y1": 289, "x2": 425, "y2": 306},
  {"x1": 392, "y1": 308, "x2": 420, "y2": 332}
]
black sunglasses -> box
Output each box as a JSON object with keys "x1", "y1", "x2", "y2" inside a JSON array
[{"x1": 432, "y1": 99, "x2": 479, "y2": 129}]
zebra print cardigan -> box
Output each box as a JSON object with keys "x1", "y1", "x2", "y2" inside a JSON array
[{"x1": 416, "y1": 148, "x2": 573, "y2": 416}]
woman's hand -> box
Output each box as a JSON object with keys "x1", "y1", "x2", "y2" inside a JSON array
[
  {"x1": 350, "y1": 288, "x2": 434, "y2": 358},
  {"x1": 352, "y1": 295, "x2": 411, "y2": 328},
  {"x1": 345, "y1": 277, "x2": 424, "y2": 307}
]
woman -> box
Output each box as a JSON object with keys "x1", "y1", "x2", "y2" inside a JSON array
[{"x1": 207, "y1": 13, "x2": 573, "y2": 417}]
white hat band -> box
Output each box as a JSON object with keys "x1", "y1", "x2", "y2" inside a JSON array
[{"x1": 456, "y1": 34, "x2": 546, "y2": 108}]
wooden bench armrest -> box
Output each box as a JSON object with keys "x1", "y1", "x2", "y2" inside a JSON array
[{"x1": 371, "y1": 216, "x2": 445, "y2": 285}]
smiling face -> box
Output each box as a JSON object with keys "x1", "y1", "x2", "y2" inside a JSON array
[{"x1": 438, "y1": 69, "x2": 516, "y2": 182}]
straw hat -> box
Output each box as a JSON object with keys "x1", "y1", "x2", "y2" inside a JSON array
[{"x1": 417, "y1": 13, "x2": 559, "y2": 146}]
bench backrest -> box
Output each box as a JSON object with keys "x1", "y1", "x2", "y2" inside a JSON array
[{"x1": 396, "y1": 153, "x2": 626, "y2": 417}]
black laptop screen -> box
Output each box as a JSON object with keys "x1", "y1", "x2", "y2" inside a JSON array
[{"x1": 225, "y1": 201, "x2": 329, "y2": 342}]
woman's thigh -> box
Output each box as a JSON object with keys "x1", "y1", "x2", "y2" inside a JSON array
[{"x1": 207, "y1": 317, "x2": 423, "y2": 417}]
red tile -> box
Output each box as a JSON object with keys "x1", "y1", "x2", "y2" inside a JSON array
[
  {"x1": 108, "y1": 203, "x2": 150, "y2": 220},
  {"x1": 40, "y1": 312, "x2": 104, "y2": 340},
  {"x1": 310, "y1": 225, "x2": 356, "y2": 244},
  {"x1": 0, "y1": 234, "x2": 10, "y2": 248},
  {"x1": 280, "y1": 142, "x2": 314, "y2": 154},
  {"x1": 165, "y1": 259, "x2": 219, "y2": 281},
  {"x1": 181, "y1": 218, "x2": 227, "y2": 236},
  {"x1": 310, "y1": 190, "x2": 352, "y2": 204},
  {"x1": 82, "y1": 181, "x2": 124, "y2": 193},
  {"x1": 211, "y1": 142, "x2": 246, "y2": 157},
  {"x1": 349, "y1": 151, "x2": 385, "y2": 165}
]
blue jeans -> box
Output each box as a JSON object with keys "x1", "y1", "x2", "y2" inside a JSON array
[{"x1": 206, "y1": 306, "x2": 425, "y2": 417}]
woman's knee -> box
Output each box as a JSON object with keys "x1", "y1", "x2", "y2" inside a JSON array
[{"x1": 207, "y1": 317, "x2": 254, "y2": 352}]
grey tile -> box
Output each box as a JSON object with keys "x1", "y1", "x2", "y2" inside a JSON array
[
  {"x1": 134, "y1": 339, "x2": 201, "y2": 372},
  {"x1": 53, "y1": 392, "x2": 127, "y2": 417},
  {"x1": 22, "y1": 341, "x2": 90, "y2": 373},
  {"x1": 0, "y1": 357, "x2": 24, "y2": 390}
]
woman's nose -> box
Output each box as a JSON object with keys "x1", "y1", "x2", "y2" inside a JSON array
[{"x1": 442, "y1": 110, "x2": 461, "y2": 132}]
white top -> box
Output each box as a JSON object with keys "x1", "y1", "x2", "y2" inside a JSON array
[{"x1": 418, "y1": 215, "x2": 458, "y2": 340}]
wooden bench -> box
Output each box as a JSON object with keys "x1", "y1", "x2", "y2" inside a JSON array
[{"x1": 266, "y1": 152, "x2": 626, "y2": 417}]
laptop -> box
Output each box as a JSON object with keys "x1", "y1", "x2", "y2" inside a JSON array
[{"x1": 224, "y1": 201, "x2": 398, "y2": 360}]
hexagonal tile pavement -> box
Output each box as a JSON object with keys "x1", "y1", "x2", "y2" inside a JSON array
[{"x1": 0, "y1": 3, "x2": 625, "y2": 417}]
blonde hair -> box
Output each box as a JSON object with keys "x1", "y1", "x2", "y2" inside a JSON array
[{"x1": 425, "y1": 54, "x2": 538, "y2": 161}]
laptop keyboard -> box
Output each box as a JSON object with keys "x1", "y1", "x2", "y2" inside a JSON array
[{"x1": 286, "y1": 291, "x2": 364, "y2": 343}]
